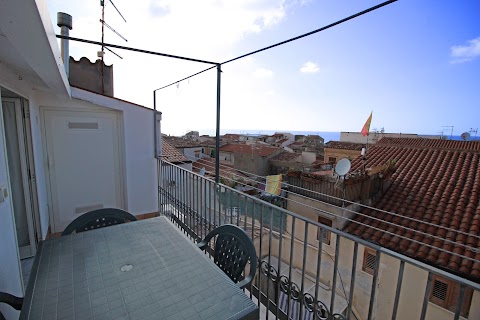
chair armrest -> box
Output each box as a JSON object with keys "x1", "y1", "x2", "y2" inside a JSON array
[
  {"x1": 236, "y1": 275, "x2": 254, "y2": 289},
  {"x1": 197, "y1": 240, "x2": 209, "y2": 251}
]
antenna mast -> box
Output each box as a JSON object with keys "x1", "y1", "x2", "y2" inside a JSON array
[
  {"x1": 99, "y1": 0, "x2": 127, "y2": 95},
  {"x1": 101, "y1": 1, "x2": 105, "y2": 94},
  {"x1": 470, "y1": 128, "x2": 478, "y2": 140},
  {"x1": 442, "y1": 125, "x2": 454, "y2": 140}
]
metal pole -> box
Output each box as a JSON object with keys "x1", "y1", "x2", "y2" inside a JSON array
[
  {"x1": 153, "y1": 90, "x2": 157, "y2": 158},
  {"x1": 215, "y1": 64, "x2": 221, "y2": 183},
  {"x1": 101, "y1": 2, "x2": 105, "y2": 94}
]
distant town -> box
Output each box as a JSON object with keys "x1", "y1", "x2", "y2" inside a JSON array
[
  {"x1": 160, "y1": 129, "x2": 480, "y2": 319},
  {"x1": 162, "y1": 129, "x2": 478, "y2": 179}
]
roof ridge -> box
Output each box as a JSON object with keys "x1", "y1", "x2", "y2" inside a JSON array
[{"x1": 373, "y1": 142, "x2": 480, "y2": 153}]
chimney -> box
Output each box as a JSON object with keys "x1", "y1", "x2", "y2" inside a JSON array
[{"x1": 57, "y1": 12, "x2": 73, "y2": 78}]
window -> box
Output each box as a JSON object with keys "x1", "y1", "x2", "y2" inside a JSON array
[
  {"x1": 429, "y1": 275, "x2": 473, "y2": 318},
  {"x1": 328, "y1": 157, "x2": 337, "y2": 163},
  {"x1": 317, "y1": 216, "x2": 332, "y2": 244},
  {"x1": 194, "y1": 150, "x2": 200, "y2": 158},
  {"x1": 362, "y1": 248, "x2": 377, "y2": 275}
]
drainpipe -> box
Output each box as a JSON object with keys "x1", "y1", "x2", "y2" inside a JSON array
[{"x1": 57, "y1": 12, "x2": 73, "y2": 78}]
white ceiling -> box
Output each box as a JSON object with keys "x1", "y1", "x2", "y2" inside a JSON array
[{"x1": 0, "y1": 0, "x2": 69, "y2": 96}]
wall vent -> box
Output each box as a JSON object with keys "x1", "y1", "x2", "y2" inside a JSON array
[{"x1": 68, "y1": 122, "x2": 99, "y2": 129}]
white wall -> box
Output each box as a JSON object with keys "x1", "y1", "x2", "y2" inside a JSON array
[
  {"x1": 183, "y1": 146, "x2": 203, "y2": 161},
  {"x1": 35, "y1": 87, "x2": 158, "y2": 216},
  {"x1": 301, "y1": 151, "x2": 316, "y2": 164},
  {"x1": 340, "y1": 132, "x2": 418, "y2": 144},
  {"x1": 0, "y1": 96, "x2": 24, "y2": 320}
]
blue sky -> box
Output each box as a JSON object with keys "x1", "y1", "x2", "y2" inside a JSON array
[{"x1": 47, "y1": 0, "x2": 480, "y2": 137}]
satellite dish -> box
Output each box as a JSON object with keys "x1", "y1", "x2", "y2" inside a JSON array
[
  {"x1": 461, "y1": 132, "x2": 470, "y2": 141},
  {"x1": 199, "y1": 167, "x2": 206, "y2": 176},
  {"x1": 335, "y1": 158, "x2": 351, "y2": 176}
]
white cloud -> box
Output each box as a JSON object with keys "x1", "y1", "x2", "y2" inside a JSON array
[
  {"x1": 253, "y1": 67, "x2": 274, "y2": 79},
  {"x1": 46, "y1": 0, "x2": 314, "y2": 134},
  {"x1": 450, "y1": 36, "x2": 480, "y2": 63},
  {"x1": 300, "y1": 61, "x2": 319, "y2": 73}
]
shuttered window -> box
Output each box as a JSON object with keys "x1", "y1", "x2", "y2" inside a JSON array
[
  {"x1": 362, "y1": 248, "x2": 376, "y2": 275},
  {"x1": 429, "y1": 275, "x2": 473, "y2": 318}
]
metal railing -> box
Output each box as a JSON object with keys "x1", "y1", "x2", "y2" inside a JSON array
[{"x1": 158, "y1": 159, "x2": 480, "y2": 320}]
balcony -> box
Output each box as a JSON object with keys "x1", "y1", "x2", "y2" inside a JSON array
[{"x1": 158, "y1": 159, "x2": 480, "y2": 320}]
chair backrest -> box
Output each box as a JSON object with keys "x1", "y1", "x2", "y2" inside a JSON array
[
  {"x1": 197, "y1": 224, "x2": 257, "y2": 289},
  {"x1": 61, "y1": 208, "x2": 137, "y2": 236},
  {"x1": 0, "y1": 292, "x2": 23, "y2": 320}
]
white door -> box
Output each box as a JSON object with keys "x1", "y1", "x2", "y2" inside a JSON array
[
  {"x1": 1, "y1": 98, "x2": 38, "y2": 258},
  {"x1": 43, "y1": 109, "x2": 124, "y2": 232}
]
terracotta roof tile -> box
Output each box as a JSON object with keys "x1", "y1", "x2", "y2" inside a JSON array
[
  {"x1": 220, "y1": 143, "x2": 281, "y2": 157},
  {"x1": 222, "y1": 134, "x2": 241, "y2": 141},
  {"x1": 163, "y1": 136, "x2": 206, "y2": 148},
  {"x1": 269, "y1": 151, "x2": 301, "y2": 162},
  {"x1": 345, "y1": 138, "x2": 480, "y2": 282},
  {"x1": 192, "y1": 158, "x2": 249, "y2": 179},
  {"x1": 161, "y1": 140, "x2": 190, "y2": 164},
  {"x1": 325, "y1": 141, "x2": 365, "y2": 151}
]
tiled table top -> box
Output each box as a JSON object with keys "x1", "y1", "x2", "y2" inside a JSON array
[{"x1": 21, "y1": 216, "x2": 258, "y2": 320}]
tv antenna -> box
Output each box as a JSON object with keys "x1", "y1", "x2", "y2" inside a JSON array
[
  {"x1": 442, "y1": 125, "x2": 454, "y2": 140},
  {"x1": 460, "y1": 132, "x2": 470, "y2": 141},
  {"x1": 470, "y1": 128, "x2": 478, "y2": 140},
  {"x1": 100, "y1": 0, "x2": 127, "y2": 94}
]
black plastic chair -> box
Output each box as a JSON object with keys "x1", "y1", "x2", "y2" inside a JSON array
[
  {"x1": 61, "y1": 208, "x2": 137, "y2": 236},
  {"x1": 197, "y1": 224, "x2": 257, "y2": 289},
  {"x1": 0, "y1": 292, "x2": 23, "y2": 320}
]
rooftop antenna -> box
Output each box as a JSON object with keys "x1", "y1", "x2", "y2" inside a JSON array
[
  {"x1": 335, "y1": 158, "x2": 351, "y2": 177},
  {"x1": 99, "y1": 0, "x2": 127, "y2": 94},
  {"x1": 470, "y1": 128, "x2": 478, "y2": 140},
  {"x1": 442, "y1": 125, "x2": 454, "y2": 140},
  {"x1": 334, "y1": 158, "x2": 351, "y2": 207},
  {"x1": 437, "y1": 130, "x2": 445, "y2": 140}
]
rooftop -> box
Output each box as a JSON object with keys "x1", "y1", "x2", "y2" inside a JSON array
[
  {"x1": 161, "y1": 140, "x2": 190, "y2": 164},
  {"x1": 192, "y1": 157, "x2": 250, "y2": 179},
  {"x1": 269, "y1": 151, "x2": 301, "y2": 162},
  {"x1": 221, "y1": 134, "x2": 241, "y2": 141},
  {"x1": 325, "y1": 140, "x2": 365, "y2": 151},
  {"x1": 220, "y1": 143, "x2": 281, "y2": 157},
  {"x1": 346, "y1": 137, "x2": 480, "y2": 282},
  {"x1": 163, "y1": 136, "x2": 209, "y2": 148}
]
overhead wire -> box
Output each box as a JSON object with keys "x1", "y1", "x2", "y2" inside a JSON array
[
  {"x1": 221, "y1": 0, "x2": 397, "y2": 65},
  {"x1": 152, "y1": 0, "x2": 397, "y2": 92},
  {"x1": 161, "y1": 159, "x2": 479, "y2": 264},
  {"x1": 170, "y1": 151, "x2": 480, "y2": 241},
  {"x1": 161, "y1": 157, "x2": 480, "y2": 260},
  {"x1": 182, "y1": 157, "x2": 480, "y2": 254}
]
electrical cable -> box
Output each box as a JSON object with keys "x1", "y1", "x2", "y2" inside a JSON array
[
  {"x1": 173, "y1": 150, "x2": 480, "y2": 241},
  {"x1": 173, "y1": 152, "x2": 480, "y2": 242},
  {"x1": 160, "y1": 158, "x2": 480, "y2": 262},
  {"x1": 151, "y1": 0, "x2": 397, "y2": 92},
  {"x1": 220, "y1": 0, "x2": 397, "y2": 66}
]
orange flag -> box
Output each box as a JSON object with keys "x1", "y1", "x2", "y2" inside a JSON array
[{"x1": 361, "y1": 112, "x2": 372, "y2": 136}]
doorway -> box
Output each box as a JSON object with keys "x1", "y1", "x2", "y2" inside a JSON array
[
  {"x1": 1, "y1": 97, "x2": 39, "y2": 259},
  {"x1": 42, "y1": 108, "x2": 125, "y2": 233}
]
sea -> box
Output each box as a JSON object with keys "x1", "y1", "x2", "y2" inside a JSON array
[{"x1": 199, "y1": 129, "x2": 476, "y2": 143}]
